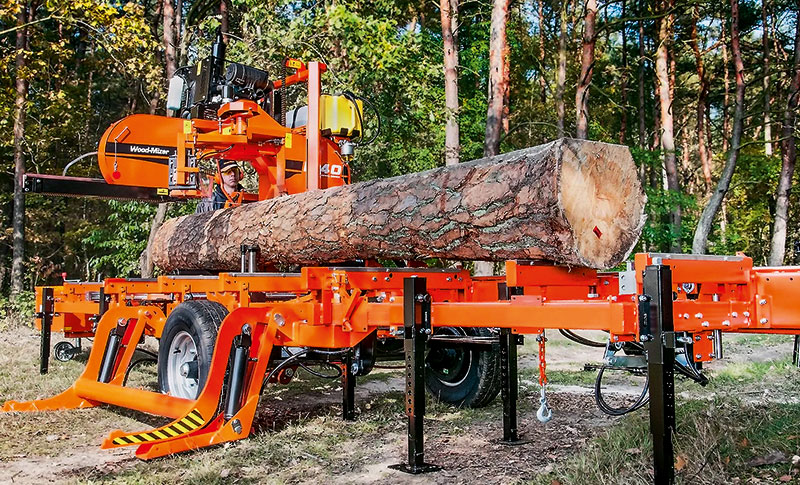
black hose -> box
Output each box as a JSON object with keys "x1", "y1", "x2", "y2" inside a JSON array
[
  {"x1": 594, "y1": 365, "x2": 650, "y2": 416},
  {"x1": 297, "y1": 361, "x2": 343, "y2": 379},
  {"x1": 559, "y1": 329, "x2": 608, "y2": 348},
  {"x1": 122, "y1": 357, "x2": 158, "y2": 386}
]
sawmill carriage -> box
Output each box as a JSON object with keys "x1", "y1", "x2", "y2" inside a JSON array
[{"x1": 8, "y1": 31, "x2": 800, "y2": 485}]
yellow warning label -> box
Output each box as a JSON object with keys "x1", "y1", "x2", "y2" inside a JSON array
[
  {"x1": 287, "y1": 59, "x2": 303, "y2": 69},
  {"x1": 157, "y1": 188, "x2": 169, "y2": 195},
  {"x1": 111, "y1": 409, "x2": 204, "y2": 446},
  {"x1": 183, "y1": 120, "x2": 192, "y2": 134},
  {"x1": 285, "y1": 133, "x2": 293, "y2": 149},
  {"x1": 222, "y1": 126, "x2": 233, "y2": 135}
]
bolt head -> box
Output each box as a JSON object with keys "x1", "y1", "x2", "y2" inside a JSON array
[
  {"x1": 760, "y1": 318, "x2": 768, "y2": 324},
  {"x1": 760, "y1": 299, "x2": 767, "y2": 305}
]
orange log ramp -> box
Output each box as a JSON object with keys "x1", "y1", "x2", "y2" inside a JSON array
[{"x1": 152, "y1": 138, "x2": 646, "y2": 271}]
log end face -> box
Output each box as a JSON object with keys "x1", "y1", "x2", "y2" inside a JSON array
[{"x1": 558, "y1": 139, "x2": 646, "y2": 269}]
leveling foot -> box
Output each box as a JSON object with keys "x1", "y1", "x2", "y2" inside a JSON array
[{"x1": 388, "y1": 462, "x2": 442, "y2": 474}]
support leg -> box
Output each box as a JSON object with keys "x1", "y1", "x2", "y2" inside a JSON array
[
  {"x1": 793, "y1": 335, "x2": 800, "y2": 368},
  {"x1": 342, "y1": 350, "x2": 356, "y2": 421},
  {"x1": 499, "y1": 328, "x2": 529, "y2": 444},
  {"x1": 389, "y1": 277, "x2": 440, "y2": 474},
  {"x1": 642, "y1": 265, "x2": 676, "y2": 485},
  {"x1": 39, "y1": 287, "x2": 54, "y2": 375}
]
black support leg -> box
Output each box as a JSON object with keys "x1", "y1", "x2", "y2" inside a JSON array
[
  {"x1": 499, "y1": 328, "x2": 529, "y2": 444},
  {"x1": 39, "y1": 287, "x2": 54, "y2": 375},
  {"x1": 389, "y1": 277, "x2": 441, "y2": 474},
  {"x1": 342, "y1": 350, "x2": 356, "y2": 421},
  {"x1": 642, "y1": 265, "x2": 676, "y2": 485},
  {"x1": 793, "y1": 335, "x2": 800, "y2": 368}
]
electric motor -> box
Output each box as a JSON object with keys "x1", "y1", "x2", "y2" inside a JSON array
[{"x1": 224, "y1": 63, "x2": 270, "y2": 91}]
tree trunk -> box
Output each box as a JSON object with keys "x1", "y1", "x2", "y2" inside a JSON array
[
  {"x1": 768, "y1": 2, "x2": 800, "y2": 265},
  {"x1": 11, "y1": 0, "x2": 29, "y2": 296},
  {"x1": 655, "y1": 0, "x2": 681, "y2": 251},
  {"x1": 556, "y1": 0, "x2": 569, "y2": 137},
  {"x1": 693, "y1": 0, "x2": 746, "y2": 255},
  {"x1": 575, "y1": 0, "x2": 597, "y2": 140},
  {"x1": 722, "y1": 22, "x2": 730, "y2": 154},
  {"x1": 152, "y1": 139, "x2": 647, "y2": 272},
  {"x1": 619, "y1": 0, "x2": 628, "y2": 144},
  {"x1": 484, "y1": 0, "x2": 510, "y2": 157},
  {"x1": 163, "y1": 0, "x2": 176, "y2": 79},
  {"x1": 537, "y1": 0, "x2": 546, "y2": 104},
  {"x1": 220, "y1": 0, "x2": 229, "y2": 44},
  {"x1": 690, "y1": 8, "x2": 712, "y2": 190},
  {"x1": 763, "y1": 0, "x2": 773, "y2": 156},
  {"x1": 441, "y1": 0, "x2": 460, "y2": 166},
  {"x1": 637, "y1": 6, "x2": 646, "y2": 148}
]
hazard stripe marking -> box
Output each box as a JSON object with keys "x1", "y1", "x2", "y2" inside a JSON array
[{"x1": 111, "y1": 409, "x2": 205, "y2": 446}]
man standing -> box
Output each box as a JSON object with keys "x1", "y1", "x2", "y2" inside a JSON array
[{"x1": 196, "y1": 159, "x2": 243, "y2": 213}]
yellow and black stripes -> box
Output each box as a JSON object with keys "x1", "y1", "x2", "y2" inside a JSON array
[{"x1": 111, "y1": 409, "x2": 204, "y2": 445}]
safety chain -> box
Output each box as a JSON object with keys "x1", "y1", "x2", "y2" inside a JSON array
[{"x1": 536, "y1": 331, "x2": 553, "y2": 423}]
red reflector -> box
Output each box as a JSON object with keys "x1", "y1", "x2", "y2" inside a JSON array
[{"x1": 593, "y1": 226, "x2": 602, "y2": 238}]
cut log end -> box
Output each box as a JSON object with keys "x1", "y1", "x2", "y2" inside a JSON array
[{"x1": 559, "y1": 139, "x2": 646, "y2": 268}]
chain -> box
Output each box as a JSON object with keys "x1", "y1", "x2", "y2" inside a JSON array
[
  {"x1": 536, "y1": 330, "x2": 553, "y2": 423},
  {"x1": 537, "y1": 331, "x2": 548, "y2": 387}
]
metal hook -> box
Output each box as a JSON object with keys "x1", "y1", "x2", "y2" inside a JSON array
[{"x1": 537, "y1": 387, "x2": 553, "y2": 423}]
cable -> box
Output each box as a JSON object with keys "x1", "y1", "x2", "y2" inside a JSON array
[
  {"x1": 594, "y1": 365, "x2": 650, "y2": 416},
  {"x1": 559, "y1": 329, "x2": 608, "y2": 348},
  {"x1": 342, "y1": 91, "x2": 381, "y2": 146},
  {"x1": 297, "y1": 361, "x2": 343, "y2": 379},
  {"x1": 122, "y1": 356, "x2": 158, "y2": 386}
]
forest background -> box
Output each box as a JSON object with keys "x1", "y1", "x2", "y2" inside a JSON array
[{"x1": 1, "y1": 0, "x2": 799, "y2": 310}]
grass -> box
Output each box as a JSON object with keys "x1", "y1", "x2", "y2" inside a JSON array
[
  {"x1": 531, "y1": 398, "x2": 800, "y2": 485},
  {"x1": 1, "y1": 320, "x2": 799, "y2": 484}
]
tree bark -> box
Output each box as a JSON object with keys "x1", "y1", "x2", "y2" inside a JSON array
[
  {"x1": 768, "y1": 2, "x2": 800, "y2": 265},
  {"x1": 690, "y1": 7, "x2": 712, "y2": 190},
  {"x1": 484, "y1": 0, "x2": 510, "y2": 157},
  {"x1": 762, "y1": 0, "x2": 773, "y2": 156},
  {"x1": 556, "y1": 0, "x2": 569, "y2": 137},
  {"x1": 11, "y1": 0, "x2": 29, "y2": 296},
  {"x1": 693, "y1": 0, "x2": 746, "y2": 255},
  {"x1": 619, "y1": 0, "x2": 628, "y2": 144},
  {"x1": 655, "y1": 0, "x2": 681, "y2": 251},
  {"x1": 441, "y1": 0, "x2": 460, "y2": 166},
  {"x1": 575, "y1": 0, "x2": 597, "y2": 140},
  {"x1": 152, "y1": 139, "x2": 647, "y2": 272}
]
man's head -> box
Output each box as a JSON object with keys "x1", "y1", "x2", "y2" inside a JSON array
[{"x1": 218, "y1": 159, "x2": 241, "y2": 192}]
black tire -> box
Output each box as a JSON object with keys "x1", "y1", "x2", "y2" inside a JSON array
[
  {"x1": 158, "y1": 300, "x2": 228, "y2": 399},
  {"x1": 424, "y1": 327, "x2": 501, "y2": 408}
]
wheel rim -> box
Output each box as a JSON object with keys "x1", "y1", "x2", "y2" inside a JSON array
[
  {"x1": 166, "y1": 330, "x2": 200, "y2": 399},
  {"x1": 426, "y1": 327, "x2": 473, "y2": 387}
]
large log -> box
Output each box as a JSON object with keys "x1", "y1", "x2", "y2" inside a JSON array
[{"x1": 152, "y1": 138, "x2": 646, "y2": 271}]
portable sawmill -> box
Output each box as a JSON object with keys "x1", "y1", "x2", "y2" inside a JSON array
[{"x1": 6, "y1": 31, "x2": 800, "y2": 485}]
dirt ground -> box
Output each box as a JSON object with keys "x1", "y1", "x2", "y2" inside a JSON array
[{"x1": 0, "y1": 326, "x2": 795, "y2": 484}]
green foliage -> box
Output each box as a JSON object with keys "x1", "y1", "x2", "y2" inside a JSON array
[{"x1": 82, "y1": 201, "x2": 156, "y2": 279}]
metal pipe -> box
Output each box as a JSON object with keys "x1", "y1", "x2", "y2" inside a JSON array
[
  {"x1": 712, "y1": 329, "x2": 723, "y2": 359},
  {"x1": 247, "y1": 247, "x2": 258, "y2": 273},
  {"x1": 307, "y1": 62, "x2": 321, "y2": 190}
]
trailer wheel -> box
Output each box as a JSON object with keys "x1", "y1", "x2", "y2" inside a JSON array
[
  {"x1": 158, "y1": 300, "x2": 228, "y2": 400},
  {"x1": 425, "y1": 327, "x2": 501, "y2": 408}
]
